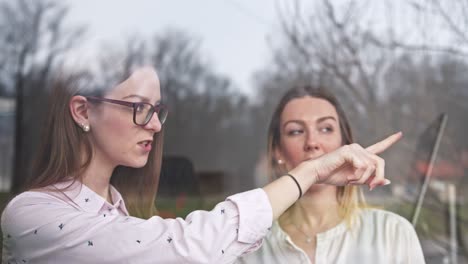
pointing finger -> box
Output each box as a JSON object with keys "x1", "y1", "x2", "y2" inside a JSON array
[{"x1": 366, "y1": 131, "x2": 403, "y2": 155}]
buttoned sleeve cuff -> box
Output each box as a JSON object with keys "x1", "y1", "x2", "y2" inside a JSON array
[{"x1": 226, "y1": 188, "x2": 273, "y2": 246}]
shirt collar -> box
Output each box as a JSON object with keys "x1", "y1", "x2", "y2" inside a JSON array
[
  {"x1": 50, "y1": 180, "x2": 129, "y2": 216},
  {"x1": 109, "y1": 184, "x2": 129, "y2": 215},
  {"x1": 272, "y1": 218, "x2": 348, "y2": 245}
]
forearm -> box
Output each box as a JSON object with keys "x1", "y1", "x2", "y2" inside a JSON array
[
  {"x1": 262, "y1": 164, "x2": 317, "y2": 219},
  {"x1": 262, "y1": 132, "x2": 401, "y2": 220}
]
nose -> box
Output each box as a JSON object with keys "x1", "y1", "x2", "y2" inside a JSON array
[
  {"x1": 143, "y1": 112, "x2": 162, "y2": 133},
  {"x1": 304, "y1": 131, "x2": 320, "y2": 152}
]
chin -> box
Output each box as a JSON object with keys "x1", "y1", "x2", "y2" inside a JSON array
[{"x1": 123, "y1": 158, "x2": 149, "y2": 168}]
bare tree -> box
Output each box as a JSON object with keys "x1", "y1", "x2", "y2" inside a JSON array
[
  {"x1": 260, "y1": 1, "x2": 468, "y2": 260},
  {"x1": 96, "y1": 30, "x2": 256, "y2": 192},
  {"x1": 255, "y1": 0, "x2": 404, "y2": 145},
  {"x1": 0, "y1": 0, "x2": 86, "y2": 193},
  {"x1": 391, "y1": 0, "x2": 468, "y2": 57},
  {"x1": 257, "y1": 0, "x2": 468, "y2": 140}
]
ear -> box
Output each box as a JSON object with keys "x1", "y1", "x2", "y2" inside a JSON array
[
  {"x1": 273, "y1": 147, "x2": 283, "y2": 164},
  {"x1": 69, "y1": 95, "x2": 90, "y2": 126}
]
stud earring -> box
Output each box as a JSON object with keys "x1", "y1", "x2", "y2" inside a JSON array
[
  {"x1": 277, "y1": 159, "x2": 284, "y2": 164},
  {"x1": 80, "y1": 123, "x2": 90, "y2": 132}
]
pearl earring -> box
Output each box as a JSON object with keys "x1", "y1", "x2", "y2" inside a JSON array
[
  {"x1": 277, "y1": 159, "x2": 284, "y2": 164},
  {"x1": 80, "y1": 123, "x2": 90, "y2": 132}
]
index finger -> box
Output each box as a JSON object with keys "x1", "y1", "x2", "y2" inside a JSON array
[{"x1": 365, "y1": 131, "x2": 403, "y2": 154}]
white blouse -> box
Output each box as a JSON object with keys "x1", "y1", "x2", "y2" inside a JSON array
[{"x1": 236, "y1": 208, "x2": 425, "y2": 264}]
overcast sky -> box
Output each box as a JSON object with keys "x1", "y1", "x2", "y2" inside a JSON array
[{"x1": 66, "y1": 0, "x2": 280, "y2": 95}]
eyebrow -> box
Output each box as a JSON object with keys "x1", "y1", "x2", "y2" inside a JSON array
[
  {"x1": 122, "y1": 94, "x2": 150, "y2": 101},
  {"x1": 283, "y1": 116, "x2": 337, "y2": 129},
  {"x1": 122, "y1": 94, "x2": 161, "y2": 104},
  {"x1": 317, "y1": 116, "x2": 337, "y2": 123}
]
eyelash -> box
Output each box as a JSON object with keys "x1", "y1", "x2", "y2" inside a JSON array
[
  {"x1": 320, "y1": 126, "x2": 334, "y2": 133},
  {"x1": 135, "y1": 103, "x2": 145, "y2": 112},
  {"x1": 287, "y1": 129, "x2": 303, "y2": 136},
  {"x1": 286, "y1": 126, "x2": 334, "y2": 136}
]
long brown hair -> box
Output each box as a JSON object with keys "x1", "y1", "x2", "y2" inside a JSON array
[
  {"x1": 267, "y1": 85, "x2": 366, "y2": 226},
  {"x1": 28, "y1": 70, "x2": 163, "y2": 219}
]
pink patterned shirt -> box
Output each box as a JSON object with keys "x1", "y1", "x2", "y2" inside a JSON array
[{"x1": 1, "y1": 181, "x2": 272, "y2": 263}]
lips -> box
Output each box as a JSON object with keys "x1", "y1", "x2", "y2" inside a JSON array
[
  {"x1": 137, "y1": 140, "x2": 153, "y2": 152},
  {"x1": 138, "y1": 140, "x2": 152, "y2": 146}
]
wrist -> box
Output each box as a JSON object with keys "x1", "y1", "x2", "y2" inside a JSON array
[
  {"x1": 284, "y1": 173, "x2": 302, "y2": 200},
  {"x1": 288, "y1": 160, "x2": 319, "y2": 190}
]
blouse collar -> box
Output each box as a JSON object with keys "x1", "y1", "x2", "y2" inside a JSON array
[
  {"x1": 272, "y1": 217, "x2": 348, "y2": 246},
  {"x1": 46, "y1": 180, "x2": 129, "y2": 216}
]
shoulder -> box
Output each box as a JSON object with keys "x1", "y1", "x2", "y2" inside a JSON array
[
  {"x1": 4, "y1": 188, "x2": 65, "y2": 208},
  {"x1": 355, "y1": 209, "x2": 425, "y2": 262},
  {"x1": 360, "y1": 208, "x2": 411, "y2": 226},
  {"x1": 356, "y1": 208, "x2": 417, "y2": 238},
  {"x1": 1, "y1": 190, "x2": 67, "y2": 232},
  {"x1": 3, "y1": 190, "x2": 57, "y2": 212},
  {"x1": 3, "y1": 181, "x2": 83, "y2": 214},
  {"x1": 344, "y1": 209, "x2": 425, "y2": 263}
]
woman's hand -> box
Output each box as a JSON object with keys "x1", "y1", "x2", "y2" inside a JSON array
[{"x1": 288, "y1": 132, "x2": 402, "y2": 190}]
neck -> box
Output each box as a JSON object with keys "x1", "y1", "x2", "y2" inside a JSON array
[
  {"x1": 80, "y1": 152, "x2": 116, "y2": 204},
  {"x1": 280, "y1": 185, "x2": 341, "y2": 233}
]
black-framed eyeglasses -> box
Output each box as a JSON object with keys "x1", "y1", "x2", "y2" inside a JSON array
[{"x1": 86, "y1": 96, "x2": 168, "y2": 126}]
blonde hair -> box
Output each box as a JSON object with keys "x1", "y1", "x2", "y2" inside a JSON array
[
  {"x1": 267, "y1": 86, "x2": 366, "y2": 227},
  {"x1": 28, "y1": 70, "x2": 163, "y2": 219}
]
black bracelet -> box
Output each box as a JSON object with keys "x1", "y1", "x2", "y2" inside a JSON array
[{"x1": 286, "y1": 173, "x2": 302, "y2": 200}]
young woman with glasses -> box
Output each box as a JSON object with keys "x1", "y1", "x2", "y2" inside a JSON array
[{"x1": 2, "y1": 66, "x2": 402, "y2": 263}]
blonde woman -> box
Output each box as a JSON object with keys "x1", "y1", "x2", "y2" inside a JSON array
[
  {"x1": 2, "y1": 68, "x2": 400, "y2": 263},
  {"x1": 237, "y1": 86, "x2": 425, "y2": 264}
]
